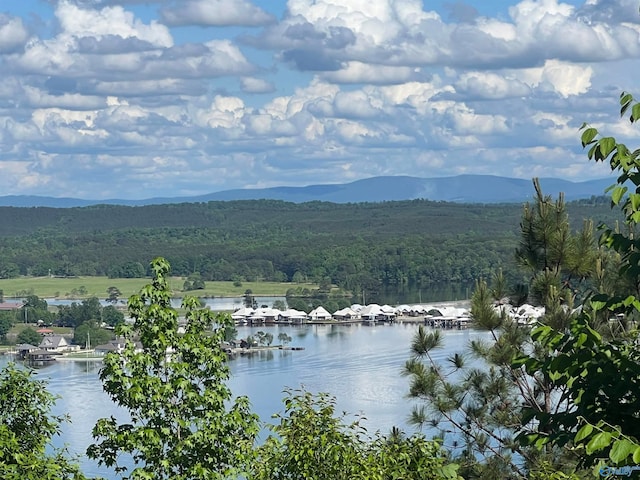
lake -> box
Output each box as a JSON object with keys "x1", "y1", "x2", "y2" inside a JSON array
[{"x1": 4, "y1": 323, "x2": 491, "y2": 479}]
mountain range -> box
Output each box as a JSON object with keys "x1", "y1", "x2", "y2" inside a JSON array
[{"x1": 0, "y1": 175, "x2": 617, "y2": 208}]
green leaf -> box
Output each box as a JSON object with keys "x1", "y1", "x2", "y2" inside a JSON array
[
  {"x1": 548, "y1": 371, "x2": 563, "y2": 382},
  {"x1": 581, "y1": 127, "x2": 598, "y2": 147},
  {"x1": 620, "y1": 92, "x2": 634, "y2": 116},
  {"x1": 589, "y1": 299, "x2": 607, "y2": 311},
  {"x1": 632, "y1": 446, "x2": 640, "y2": 464},
  {"x1": 574, "y1": 423, "x2": 594, "y2": 443},
  {"x1": 610, "y1": 439, "x2": 637, "y2": 464},
  {"x1": 576, "y1": 332, "x2": 588, "y2": 347},
  {"x1": 632, "y1": 103, "x2": 640, "y2": 123},
  {"x1": 586, "y1": 432, "x2": 612, "y2": 455},
  {"x1": 598, "y1": 137, "x2": 616, "y2": 158},
  {"x1": 611, "y1": 185, "x2": 628, "y2": 205}
]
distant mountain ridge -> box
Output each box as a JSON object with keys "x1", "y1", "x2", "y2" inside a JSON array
[{"x1": 0, "y1": 175, "x2": 616, "y2": 208}]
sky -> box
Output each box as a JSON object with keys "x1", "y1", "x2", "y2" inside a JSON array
[{"x1": 1, "y1": 0, "x2": 640, "y2": 200}]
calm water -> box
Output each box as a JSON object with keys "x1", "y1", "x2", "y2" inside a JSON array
[{"x1": 4, "y1": 323, "x2": 491, "y2": 479}]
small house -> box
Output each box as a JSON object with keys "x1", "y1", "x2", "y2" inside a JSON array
[
  {"x1": 308, "y1": 306, "x2": 332, "y2": 321},
  {"x1": 38, "y1": 335, "x2": 78, "y2": 353},
  {"x1": 15, "y1": 343, "x2": 38, "y2": 359}
]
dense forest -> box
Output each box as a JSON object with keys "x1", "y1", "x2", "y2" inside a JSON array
[{"x1": 0, "y1": 194, "x2": 621, "y2": 299}]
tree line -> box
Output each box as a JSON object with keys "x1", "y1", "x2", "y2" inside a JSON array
[{"x1": 0, "y1": 196, "x2": 623, "y2": 302}]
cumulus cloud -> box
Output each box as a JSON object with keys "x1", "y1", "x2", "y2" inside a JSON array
[
  {"x1": 0, "y1": 14, "x2": 29, "y2": 53},
  {"x1": 322, "y1": 62, "x2": 415, "y2": 84},
  {"x1": 454, "y1": 72, "x2": 531, "y2": 99},
  {"x1": 161, "y1": 0, "x2": 275, "y2": 27},
  {"x1": 57, "y1": 1, "x2": 173, "y2": 47},
  {"x1": 251, "y1": 0, "x2": 640, "y2": 73},
  {"x1": 0, "y1": 0, "x2": 637, "y2": 198},
  {"x1": 514, "y1": 60, "x2": 594, "y2": 97},
  {"x1": 9, "y1": 1, "x2": 255, "y2": 100}
]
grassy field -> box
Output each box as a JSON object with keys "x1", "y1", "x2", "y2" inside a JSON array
[
  {"x1": 9, "y1": 323, "x2": 73, "y2": 336},
  {"x1": 0, "y1": 276, "x2": 316, "y2": 301}
]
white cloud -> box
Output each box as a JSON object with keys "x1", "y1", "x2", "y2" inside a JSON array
[
  {"x1": 23, "y1": 86, "x2": 106, "y2": 110},
  {"x1": 253, "y1": 0, "x2": 640, "y2": 76},
  {"x1": 333, "y1": 89, "x2": 386, "y2": 118},
  {"x1": 201, "y1": 95, "x2": 247, "y2": 129},
  {"x1": 241, "y1": 77, "x2": 275, "y2": 93},
  {"x1": 57, "y1": 2, "x2": 172, "y2": 47},
  {"x1": 322, "y1": 62, "x2": 414, "y2": 84},
  {"x1": 161, "y1": 0, "x2": 275, "y2": 27},
  {"x1": 0, "y1": 15, "x2": 29, "y2": 53},
  {"x1": 448, "y1": 105, "x2": 509, "y2": 136},
  {"x1": 515, "y1": 60, "x2": 593, "y2": 97},
  {"x1": 1, "y1": 0, "x2": 638, "y2": 199},
  {"x1": 529, "y1": 111, "x2": 578, "y2": 143},
  {"x1": 455, "y1": 72, "x2": 531, "y2": 99},
  {"x1": 540, "y1": 60, "x2": 593, "y2": 97}
]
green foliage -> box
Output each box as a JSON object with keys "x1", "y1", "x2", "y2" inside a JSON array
[
  {"x1": 244, "y1": 289, "x2": 257, "y2": 308},
  {"x1": 0, "y1": 363, "x2": 87, "y2": 479},
  {"x1": 405, "y1": 274, "x2": 587, "y2": 477},
  {"x1": 515, "y1": 178, "x2": 598, "y2": 307},
  {"x1": 21, "y1": 295, "x2": 55, "y2": 325},
  {"x1": 101, "y1": 305, "x2": 124, "y2": 327},
  {"x1": 581, "y1": 94, "x2": 640, "y2": 304},
  {"x1": 527, "y1": 462, "x2": 582, "y2": 480},
  {"x1": 515, "y1": 313, "x2": 640, "y2": 466},
  {"x1": 87, "y1": 257, "x2": 259, "y2": 479},
  {"x1": 223, "y1": 325, "x2": 237, "y2": 342},
  {"x1": 404, "y1": 321, "x2": 534, "y2": 478},
  {"x1": 286, "y1": 297, "x2": 311, "y2": 313},
  {"x1": 107, "y1": 261, "x2": 146, "y2": 279},
  {"x1": 0, "y1": 262, "x2": 19, "y2": 279},
  {"x1": 57, "y1": 297, "x2": 104, "y2": 328},
  {"x1": 73, "y1": 321, "x2": 114, "y2": 348},
  {"x1": 182, "y1": 273, "x2": 205, "y2": 291},
  {"x1": 560, "y1": 92, "x2": 640, "y2": 466},
  {"x1": 106, "y1": 286, "x2": 121, "y2": 304},
  {"x1": 0, "y1": 199, "x2": 622, "y2": 299},
  {"x1": 16, "y1": 327, "x2": 42, "y2": 346},
  {"x1": 0, "y1": 312, "x2": 12, "y2": 342},
  {"x1": 254, "y1": 331, "x2": 273, "y2": 346},
  {"x1": 272, "y1": 299, "x2": 287, "y2": 311},
  {"x1": 508, "y1": 92, "x2": 640, "y2": 472},
  {"x1": 251, "y1": 387, "x2": 460, "y2": 480}
]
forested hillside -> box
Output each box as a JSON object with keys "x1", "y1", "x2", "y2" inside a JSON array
[{"x1": 0, "y1": 196, "x2": 620, "y2": 298}]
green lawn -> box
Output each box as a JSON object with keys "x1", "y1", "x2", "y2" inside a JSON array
[
  {"x1": 0, "y1": 276, "x2": 316, "y2": 301},
  {"x1": 9, "y1": 323, "x2": 73, "y2": 336}
]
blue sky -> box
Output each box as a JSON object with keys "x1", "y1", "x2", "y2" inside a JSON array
[{"x1": 1, "y1": 0, "x2": 638, "y2": 199}]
